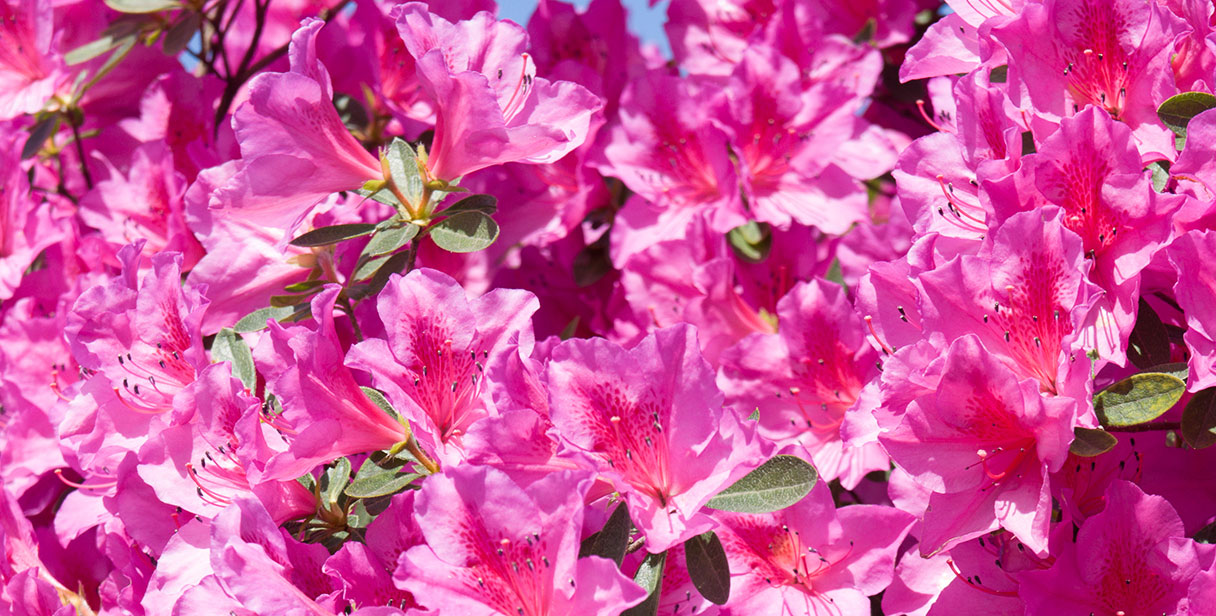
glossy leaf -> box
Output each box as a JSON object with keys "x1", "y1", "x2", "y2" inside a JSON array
[
  {"x1": 684, "y1": 531, "x2": 730, "y2": 605},
  {"x1": 1147, "y1": 160, "x2": 1171, "y2": 193},
  {"x1": 210, "y1": 328, "x2": 256, "y2": 390},
  {"x1": 22, "y1": 115, "x2": 59, "y2": 160},
  {"x1": 1127, "y1": 299, "x2": 1171, "y2": 369},
  {"x1": 587, "y1": 503, "x2": 631, "y2": 566},
  {"x1": 706, "y1": 455, "x2": 818, "y2": 513},
  {"x1": 1182, "y1": 388, "x2": 1216, "y2": 450},
  {"x1": 289, "y1": 223, "x2": 376, "y2": 247},
  {"x1": 621, "y1": 551, "x2": 666, "y2": 616},
  {"x1": 429, "y1": 211, "x2": 499, "y2": 253},
  {"x1": 385, "y1": 138, "x2": 423, "y2": 207},
  {"x1": 1095, "y1": 372, "x2": 1187, "y2": 428},
  {"x1": 362, "y1": 223, "x2": 418, "y2": 257},
  {"x1": 1069, "y1": 427, "x2": 1118, "y2": 457},
  {"x1": 438, "y1": 194, "x2": 497, "y2": 216},
  {"x1": 1158, "y1": 91, "x2": 1216, "y2": 150},
  {"x1": 319, "y1": 457, "x2": 352, "y2": 508}
]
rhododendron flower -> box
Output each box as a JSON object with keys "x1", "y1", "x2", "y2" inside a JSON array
[
  {"x1": 546, "y1": 324, "x2": 769, "y2": 552},
  {"x1": 396, "y1": 465, "x2": 647, "y2": 615},
  {"x1": 0, "y1": 123, "x2": 62, "y2": 300},
  {"x1": 346, "y1": 268, "x2": 539, "y2": 464},
  {"x1": 254, "y1": 286, "x2": 409, "y2": 480},
  {"x1": 713, "y1": 481, "x2": 915, "y2": 615},
  {"x1": 1168, "y1": 229, "x2": 1216, "y2": 391},
  {"x1": 1019, "y1": 480, "x2": 1212, "y2": 615},
  {"x1": 0, "y1": 0, "x2": 62, "y2": 120},
  {"x1": 209, "y1": 18, "x2": 383, "y2": 233},
  {"x1": 394, "y1": 2, "x2": 603, "y2": 182},
  {"x1": 880, "y1": 335, "x2": 1076, "y2": 556},
  {"x1": 718, "y1": 279, "x2": 890, "y2": 489}
]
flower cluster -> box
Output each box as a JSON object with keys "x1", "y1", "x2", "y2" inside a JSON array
[{"x1": 2, "y1": 0, "x2": 1216, "y2": 614}]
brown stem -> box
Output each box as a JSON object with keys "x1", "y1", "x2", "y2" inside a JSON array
[{"x1": 67, "y1": 114, "x2": 93, "y2": 190}]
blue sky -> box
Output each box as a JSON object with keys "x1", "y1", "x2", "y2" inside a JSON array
[{"x1": 498, "y1": 0, "x2": 672, "y2": 56}]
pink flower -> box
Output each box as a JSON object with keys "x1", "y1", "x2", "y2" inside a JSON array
[
  {"x1": 1019, "y1": 480, "x2": 1211, "y2": 616},
  {"x1": 1168, "y1": 230, "x2": 1216, "y2": 391},
  {"x1": 209, "y1": 18, "x2": 382, "y2": 233},
  {"x1": 254, "y1": 286, "x2": 408, "y2": 481},
  {"x1": 394, "y1": 2, "x2": 602, "y2": 182},
  {"x1": 879, "y1": 334, "x2": 1076, "y2": 556},
  {"x1": 991, "y1": 0, "x2": 1186, "y2": 157},
  {"x1": 0, "y1": 0, "x2": 62, "y2": 120},
  {"x1": 718, "y1": 280, "x2": 891, "y2": 489},
  {"x1": 345, "y1": 268, "x2": 539, "y2": 464},
  {"x1": 712, "y1": 481, "x2": 915, "y2": 615},
  {"x1": 395, "y1": 465, "x2": 646, "y2": 615},
  {"x1": 0, "y1": 123, "x2": 63, "y2": 300},
  {"x1": 545, "y1": 324, "x2": 769, "y2": 552}
]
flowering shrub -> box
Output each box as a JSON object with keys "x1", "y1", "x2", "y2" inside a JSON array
[{"x1": 4, "y1": 0, "x2": 1216, "y2": 613}]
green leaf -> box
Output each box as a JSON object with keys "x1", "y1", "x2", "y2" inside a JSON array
[
  {"x1": 1127, "y1": 298, "x2": 1171, "y2": 369},
  {"x1": 234, "y1": 306, "x2": 297, "y2": 333},
  {"x1": 289, "y1": 223, "x2": 377, "y2": 248},
  {"x1": 319, "y1": 457, "x2": 352, "y2": 508},
  {"x1": 989, "y1": 65, "x2": 1008, "y2": 83},
  {"x1": 1095, "y1": 372, "x2": 1187, "y2": 428},
  {"x1": 1147, "y1": 160, "x2": 1171, "y2": 193},
  {"x1": 684, "y1": 531, "x2": 730, "y2": 605},
  {"x1": 65, "y1": 29, "x2": 138, "y2": 65},
  {"x1": 353, "y1": 254, "x2": 390, "y2": 281},
  {"x1": 1182, "y1": 388, "x2": 1216, "y2": 450},
  {"x1": 360, "y1": 386, "x2": 400, "y2": 422},
  {"x1": 362, "y1": 223, "x2": 418, "y2": 258},
  {"x1": 825, "y1": 257, "x2": 845, "y2": 290},
  {"x1": 345, "y1": 452, "x2": 421, "y2": 498},
  {"x1": 361, "y1": 250, "x2": 411, "y2": 298},
  {"x1": 211, "y1": 328, "x2": 256, "y2": 390},
  {"x1": 103, "y1": 0, "x2": 178, "y2": 12},
  {"x1": 22, "y1": 115, "x2": 60, "y2": 160},
  {"x1": 283, "y1": 279, "x2": 328, "y2": 293},
  {"x1": 622, "y1": 551, "x2": 666, "y2": 616},
  {"x1": 1158, "y1": 91, "x2": 1216, "y2": 149},
  {"x1": 439, "y1": 194, "x2": 498, "y2": 216},
  {"x1": 706, "y1": 455, "x2": 818, "y2": 514},
  {"x1": 162, "y1": 12, "x2": 200, "y2": 56},
  {"x1": 573, "y1": 234, "x2": 612, "y2": 287},
  {"x1": 747, "y1": 408, "x2": 760, "y2": 421},
  {"x1": 727, "y1": 221, "x2": 772, "y2": 263},
  {"x1": 1147, "y1": 362, "x2": 1190, "y2": 382},
  {"x1": 429, "y1": 211, "x2": 499, "y2": 253},
  {"x1": 1069, "y1": 427, "x2": 1118, "y2": 457},
  {"x1": 385, "y1": 138, "x2": 423, "y2": 206},
  {"x1": 1195, "y1": 521, "x2": 1216, "y2": 544},
  {"x1": 587, "y1": 503, "x2": 631, "y2": 566}
]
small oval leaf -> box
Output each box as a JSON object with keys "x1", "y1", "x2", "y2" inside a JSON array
[
  {"x1": 320, "y1": 457, "x2": 352, "y2": 507},
  {"x1": 429, "y1": 211, "x2": 499, "y2": 253},
  {"x1": 210, "y1": 328, "x2": 256, "y2": 390},
  {"x1": 1095, "y1": 372, "x2": 1187, "y2": 428},
  {"x1": 1069, "y1": 427, "x2": 1118, "y2": 457},
  {"x1": 22, "y1": 115, "x2": 60, "y2": 159},
  {"x1": 289, "y1": 223, "x2": 377, "y2": 247},
  {"x1": 1127, "y1": 298, "x2": 1171, "y2": 369},
  {"x1": 233, "y1": 305, "x2": 297, "y2": 333},
  {"x1": 622, "y1": 551, "x2": 666, "y2": 616},
  {"x1": 162, "y1": 12, "x2": 201, "y2": 56},
  {"x1": 439, "y1": 194, "x2": 498, "y2": 216},
  {"x1": 1158, "y1": 92, "x2": 1216, "y2": 143},
  {"x1": 103, "y1": 0, "x2": 179, "y2": 12},
  {"x1": 1182, "y1": 388, "x2": 1216, "y2": 450},
  {"x1": 684, "y1": 531, "x2": 730, "y2": 605},
  {"x1": 344, "y1": 468, "x2": 423, "y2": 499},
  {"x1": 362, "y1": 223, "x2": 418, "y2": 257},
  {"x1": 727, "y1": 221, "x2": 772, "y2": 263},
  {"x1": 587, "y1": 503, "x2": 632, "y2": 566},
  {"x1": 385, "y1": 138, "x2": 423, "y2": 206},
  {"x1": 360, "y1": 386, "x2": 401, "y2": 423},
  {"x1": 706, "y1": 455, "x2": 818, "y2": 514}
]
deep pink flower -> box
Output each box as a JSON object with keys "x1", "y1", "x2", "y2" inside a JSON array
[
  {"x1": 879, "y1": 334, "x2": 1076, "y2": 556},
  {"x1": 346, "y1": 268, "x2": 539, "y2": 465},
  {"x1": 718, "y1": 280, "x2": 890, "y2": 489},
  {"x1": 545, "y1": 324, "x2": 769, "y2": 552},
  {"x1": 0, "y1": 0, "x2": 62, "y2": 120},
  {"x1": 990, "y1": 106, "x2": 1182, "y2": 364},
  {"x1": 1019, "y1": 480, "x2": 1209, "y2": 615},
  {"x1": 395, "y1": 465, "x2": 646, "y2": 615},
  {"x1": 992, "y1": 0, "x2": 1186, "y2": 157},
  {"x1": 0, "y1": 123, "x2": 63, "y2": 300},
  {"x1": 254, "y1": 286, "x2": 408, "y2": 480},
  {"x1": 209, "y1": 18, "x2": 382, "y2": 233},
  {"x1": 712, "y1": 481, "x2": 914, "y2": 615},
  {"x1": 394, "y1": 2, "x2": 602, "y2": 182},
  {"x1": 1168, "y1": 230, "x2": 1216, "y2": 391}
]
